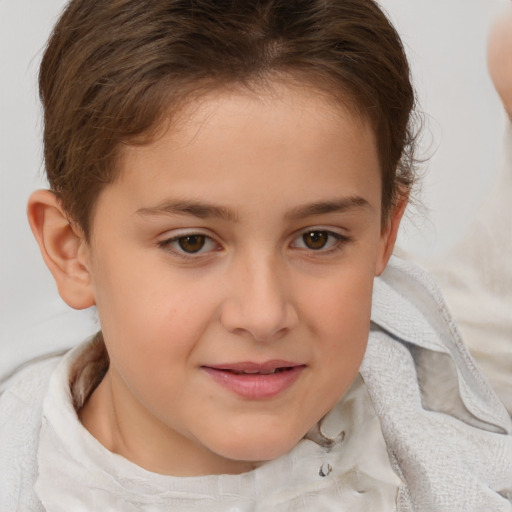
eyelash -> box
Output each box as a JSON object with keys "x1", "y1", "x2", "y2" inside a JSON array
[{"x1": 157, "y1": 228, "x2": 351, "y2": 260}]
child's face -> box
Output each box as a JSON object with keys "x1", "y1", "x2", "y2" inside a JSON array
[{"x1": 82, "y1": 82, "x2": 397, "y2": 475}]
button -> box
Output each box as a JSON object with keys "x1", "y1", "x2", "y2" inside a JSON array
[{"x1": 319, "y1": 462, "x2": 332, "y2": 477}]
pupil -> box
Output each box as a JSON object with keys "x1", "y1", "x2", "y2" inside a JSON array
[
  {"x1": 179, "y1": 235, "x2": 205, "y2": 253},
  {"x1": 304, "y1": 231, "x2": 327, "y2": 250}
]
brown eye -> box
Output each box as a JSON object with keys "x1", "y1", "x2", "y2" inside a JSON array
[
  {"x1": 159, "y1": 232, "x2": 219, "y2": 258},
  {"x1": 178, "y1": 235, "x2": 206, "y2": 253},
  {"x1": 291, "y1": 229, "x2": 348, "y2": 253},
  {"x1": 302, "y1": 231, "x2": 328, "y2": 250}
]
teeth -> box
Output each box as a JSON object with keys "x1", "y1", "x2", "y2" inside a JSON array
[{"x1": 234, "y1": 369, "x2": 278, "y2": 375}]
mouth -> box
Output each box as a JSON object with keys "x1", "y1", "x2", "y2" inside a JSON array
[
  {"x1": 222, "y1": 367, "x2": 293, "y2": 375},
  {"x1": 201, "y1": 361, "x2": 306, "y2": 399}
]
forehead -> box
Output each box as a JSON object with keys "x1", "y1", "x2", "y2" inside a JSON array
[{"x1": 101, "y1": 83, "x2": 381, "y2": 224}]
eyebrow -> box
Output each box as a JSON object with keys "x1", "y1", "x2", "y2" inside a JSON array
[
  {"x1": 285, "y1": 196, "x2": 372, "y2": 220},
  {"x1": 136, "y1": 200, "x2": 238, "y2": 222},
  {"x1": 136, "y1": 195, "x2": 372, "y2": 222}
]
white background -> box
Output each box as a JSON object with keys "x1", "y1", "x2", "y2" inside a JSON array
[{"x1": 0, "y1": 0, "x2": 508, "y2": 376}]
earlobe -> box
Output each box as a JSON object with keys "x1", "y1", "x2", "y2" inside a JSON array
[
  {"x1": 375, "y1": 194, "x2": 409, "y2": 276},
  {"x1": 27, "y1": 189, "x2": 95, "y2": 309}
]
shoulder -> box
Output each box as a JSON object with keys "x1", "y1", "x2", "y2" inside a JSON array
[
  {"x1": 0, "y1": 354, "x2": 62, "y2": 512},
  {"x1": 365, "y1": 256, "x2": 512, "y2": 511}
]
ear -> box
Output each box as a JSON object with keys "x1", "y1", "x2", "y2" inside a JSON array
[
  {"x1": 375, "y1": 193, "x2": 408, "y2": 276},
  {"x1": 27, "y1": 189, "x2": 95, "y2": 309}
]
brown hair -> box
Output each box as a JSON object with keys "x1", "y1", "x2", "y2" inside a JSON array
[{"x1": 39, "y1": 0, "x2": 417, "y2": 238}]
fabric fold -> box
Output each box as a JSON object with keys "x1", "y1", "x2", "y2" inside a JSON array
[{"x1": 364, "y1": 256, "x2": 512, "y2": 511}]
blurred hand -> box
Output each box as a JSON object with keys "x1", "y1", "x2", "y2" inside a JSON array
[{"x1": 488, "y1": 6, "x2": 512, "y2": 115}]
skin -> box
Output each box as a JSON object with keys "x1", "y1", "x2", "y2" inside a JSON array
[
  {"x1": 488, "y1": 6, "x2": 512, "y2": 115},
  {"x1": 28, "y1": 82, "x2": 405, "y2": 477}
]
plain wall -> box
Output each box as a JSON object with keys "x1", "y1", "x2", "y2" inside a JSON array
[{"x1": 0, "y1": 0, "x2": 508, "y2": 376}]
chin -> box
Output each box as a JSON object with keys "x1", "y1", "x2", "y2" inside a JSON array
[{"x1": 210, "y1": 425, "x2": 305, "y2": 464}]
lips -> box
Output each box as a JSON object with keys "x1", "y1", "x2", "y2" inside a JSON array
[
  {"x1": 207, "y1": 360, "x2": 300, "y2": 373},
  {"x1": 202, "y1": 361, "x2": 306, "y2": 399},
  {"x1": 224, "y1": 368, "x2": 288, "y2": 375}
]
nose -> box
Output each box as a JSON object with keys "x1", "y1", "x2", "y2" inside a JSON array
[{"x1": 219, "y1": 254, "x2": 299, "y2": 342}]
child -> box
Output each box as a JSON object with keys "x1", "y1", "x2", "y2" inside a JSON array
[{"x1": 1, "y1": 0, "x2": 511, "y2": 510}]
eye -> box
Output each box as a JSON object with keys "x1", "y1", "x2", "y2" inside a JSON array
[
  {"x1": 158, "y1": 232, "x2": 219, "y2": 256},
  {"x1": 301, "y1": 231, "x2": 330, "y2": 250},
  {"x1": 177, "y1": 234, "x2": 207, "y2": 253},
  {"x1": 291, "y1": 229, "x2": 349, "y2": 252}
]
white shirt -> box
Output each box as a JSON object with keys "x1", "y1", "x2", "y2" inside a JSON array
[{"x1": 34, "y1": 339, "x2": 400, "y2": 511}]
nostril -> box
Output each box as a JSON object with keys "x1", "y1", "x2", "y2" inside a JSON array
[{"x1": 220, "y1": 298, "x2": 298, "y2": 342}]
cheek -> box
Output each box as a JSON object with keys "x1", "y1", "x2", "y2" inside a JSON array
[
  {"x1": 304, "y1": 260, "x2": 375, "y2": 332},
  {"x1": 89, "y1": 253, "x2": 215, "y2": 375},
  {"x1": 303, "y1": 263, "x2": 374, "y2": 380}
]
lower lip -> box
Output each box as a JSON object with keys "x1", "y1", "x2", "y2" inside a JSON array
[{"x1": 202, "y1": 366, "x2": 305, "y2": 399}]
